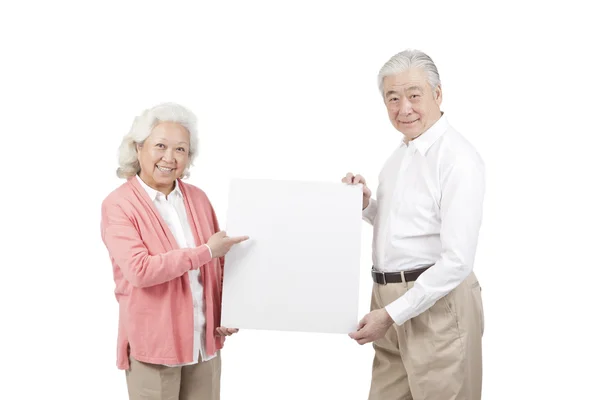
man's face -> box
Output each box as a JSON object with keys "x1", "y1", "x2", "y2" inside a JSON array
[{"x1": 382, "y1": 68, "x2": 442, "y2": 140}]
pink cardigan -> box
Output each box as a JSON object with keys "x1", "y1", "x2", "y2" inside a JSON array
[{"x1": 100, "y1": 176, "x2": 225, "y2": 370}]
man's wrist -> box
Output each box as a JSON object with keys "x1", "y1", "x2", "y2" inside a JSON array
[{"x1": 380, "y1": 308, "x2": 394, "y2": 326}]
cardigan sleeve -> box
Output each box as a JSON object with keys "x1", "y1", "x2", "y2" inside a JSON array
[
  {"x1": 101, "y1": 201, "x2": 212, "y2": 288},
  {"x1": 207, "y1": 199, "x2": 226, "y2": 292}
]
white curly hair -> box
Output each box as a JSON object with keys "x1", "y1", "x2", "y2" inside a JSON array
[{"x1": 116, "y1": 102, "x2": 199, "y2": 179}]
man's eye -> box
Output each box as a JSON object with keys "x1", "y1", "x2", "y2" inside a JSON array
[{"x1": 156, "y1": 143, "x2": 165, "y2": 148}]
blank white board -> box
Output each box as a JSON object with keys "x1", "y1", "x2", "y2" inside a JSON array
[{"x1": 220, "y1": 178, "x2": 363, "y2": 334}]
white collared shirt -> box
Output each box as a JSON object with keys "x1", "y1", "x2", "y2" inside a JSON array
[
  {"x1": 136, "y1": 175, "x2": 215, "y2": 365},
  {"x1": 362, "y1": 113, "x2": 485, "y2": 325}
]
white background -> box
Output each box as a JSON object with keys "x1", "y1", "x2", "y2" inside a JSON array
[{"x1": 1, "y1": 0, "x2": 598, "y2": 399}]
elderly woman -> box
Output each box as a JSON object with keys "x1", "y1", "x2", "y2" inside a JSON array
[{"x1": 100, "y1": 102, "x2": 247, "y2": 400}]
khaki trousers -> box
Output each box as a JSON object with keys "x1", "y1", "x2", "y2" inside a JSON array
[
  {"x1": 368, "y1": 272, "x2": 484, "y2": 400},
  {"x1": 125, "y1": 352, "x2": 221, "y2": 400}
]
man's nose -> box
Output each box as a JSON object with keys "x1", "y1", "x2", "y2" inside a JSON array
[{"x1": 398, "y1": 97, "x2": 412, "y2": 115}]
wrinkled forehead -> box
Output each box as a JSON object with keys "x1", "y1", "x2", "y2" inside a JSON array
[
  {"x1": 147, "y1": 121, "x2": 191, "y2": 143},
  {"x1": 382, "y1": 68, "x2": 431, "y2": 94}
]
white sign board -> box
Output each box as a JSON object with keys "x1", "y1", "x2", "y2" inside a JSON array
[{"x1": 221, "y1": 178, "x2": 363, "y2": 334}]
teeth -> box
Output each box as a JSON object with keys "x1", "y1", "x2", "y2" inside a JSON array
[{"x1": 157, "y1": 166, "x2": 173, "y2": 172}]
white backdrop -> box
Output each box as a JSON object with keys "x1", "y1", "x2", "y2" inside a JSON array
[{"x1": 1, "y1": 1, "x2": 598, "y2": 399}]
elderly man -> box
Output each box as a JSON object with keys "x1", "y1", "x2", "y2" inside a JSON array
[{"x1": 345, "y1": 49, "x2": 486, "y2": 399}]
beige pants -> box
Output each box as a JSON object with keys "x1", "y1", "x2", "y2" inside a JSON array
[
  {"x1": 125, "y1": 352, "x2": 221, "y2": 400},
  {"x1": 368, "y1": 272, "x2": 484, "y2": 400}
]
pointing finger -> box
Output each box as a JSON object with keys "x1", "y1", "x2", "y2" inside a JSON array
[{"x1": 229, "y1": 235, "x2": 250, "y2": 244}]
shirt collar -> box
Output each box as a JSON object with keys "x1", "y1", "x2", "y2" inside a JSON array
[
  {"x1": 402, "y1": 112, "x2": 449, "y2": 155},
  {"x1": 136, "y1": 174, "x2": 182, "y2": 201}
]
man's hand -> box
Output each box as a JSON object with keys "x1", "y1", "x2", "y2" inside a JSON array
[
  {"x1": 206, "y1": 231, "x2": 249, "y2": 258},
  {"x1": 341, "y1": 172, "x2": 372, "y2": 210},
  {"x1": 349, "y1": 308, "x2": 394, "y2": 345},
  {"x1": 216, "y1": 327, "x2": 239, "y2": 336}
]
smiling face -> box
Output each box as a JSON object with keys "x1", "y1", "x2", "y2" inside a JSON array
[
  {"x1": 136, "y1": 121, "x2": 190, "y2": 195},
  {"x1": 382, "y1": 67, "x2": 443, "y2": 141}
]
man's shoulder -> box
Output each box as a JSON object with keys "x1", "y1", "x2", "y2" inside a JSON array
[{"x1": 438, "y1": 126, "x2": 484, "y2": 168}]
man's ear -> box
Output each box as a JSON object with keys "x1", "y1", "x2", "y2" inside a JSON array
[{"x1": 435, "y1": 85, "x2": 443, "y2": 106}]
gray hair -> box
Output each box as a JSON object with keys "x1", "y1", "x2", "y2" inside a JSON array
[
  {"x1": 116, "y1": 102, "x2": 199, "y2": 179},
  {"x1": 377, "y1": 49, "x2": 441, "y2": 96}
]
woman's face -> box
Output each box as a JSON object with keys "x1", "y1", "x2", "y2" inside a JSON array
[{"x1": 137, "y1": 122, "x2": 190, "y2": 195}]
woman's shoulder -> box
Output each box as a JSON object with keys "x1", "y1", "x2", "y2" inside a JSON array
[
  {"x1": 178, "y1": 180, "x2": 210, "y2": 203},
  {"x1": 101, "y1": 179, "x2": 137, "y2": 211}
]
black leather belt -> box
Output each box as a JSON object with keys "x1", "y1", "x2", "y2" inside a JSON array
[{"x1": 371, "y1": 265, "x2": 432, "y2": 285}]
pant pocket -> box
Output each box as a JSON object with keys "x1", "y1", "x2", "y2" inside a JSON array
[{"x1": 471, "y1": 281, "x2": 484, "y2": 336}]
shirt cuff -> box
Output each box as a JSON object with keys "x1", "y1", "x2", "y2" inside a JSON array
[
  {"x1": 362, "y1": 198, "x2": 377, "y2": 222},
  {"x1": 384, "y1": 296, "x2": 415, "y2": 326}
]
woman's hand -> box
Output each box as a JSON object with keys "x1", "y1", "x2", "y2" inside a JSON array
[
  {"x1": 206, "y1": 231, "x2": 249, "y2": 258},
  {"x1": 216, "y1": 327, "x2": 239, "y2": 336}
]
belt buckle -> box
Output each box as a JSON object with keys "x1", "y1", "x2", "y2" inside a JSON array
[{"x1": 372, "y1": 268, "x2": 386, "y2": 285}]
